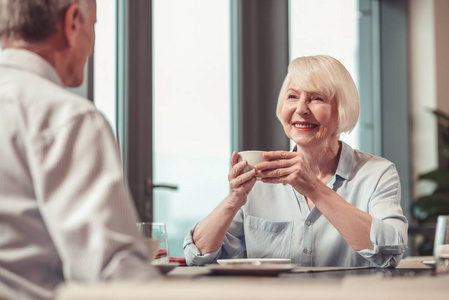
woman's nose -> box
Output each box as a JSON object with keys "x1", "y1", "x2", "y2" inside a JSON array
[{"x1": 295, "y1": 100, "x2": 310, "y2": 115}]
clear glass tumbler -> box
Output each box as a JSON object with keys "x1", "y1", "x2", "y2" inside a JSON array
[
  {"x1": 433, "y1": 215, "x2": 449, "y2": 273},
  {"x1": 136, "y1": 222, "x2": 170, "y2": 264}
]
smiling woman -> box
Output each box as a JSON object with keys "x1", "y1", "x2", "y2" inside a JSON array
[{"x1": 184, "y1": 55, "x2": 408, "y2": 269}]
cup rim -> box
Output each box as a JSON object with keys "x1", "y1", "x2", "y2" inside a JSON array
[
  {"x1": 238, "y1": 150, "x2": 266, "y2": 154},
  {"x1": 137, "y1": 222, "x2": 166, "y2": 226}
]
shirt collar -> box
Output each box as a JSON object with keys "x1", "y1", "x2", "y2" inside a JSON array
[
  {"x1": 291, "y1": 140, "x2": 355, "y2": 181},
  {"x1": 334, "y1": 141, "x2": 355, "y2": 181},
  {"x1": 0, "y1": 48, "x2": 63, "y2": 86}
]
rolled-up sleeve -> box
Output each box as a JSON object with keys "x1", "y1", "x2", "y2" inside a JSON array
[
  {"x1": 183, "y1": 210, "x2": 247, "y2": 266},
  {"x1": 357, "y1": 164, "x2": 408, "y2": 267},
  {"x1": 183, "y1": 226, "x2": 222, "y2": 266}
]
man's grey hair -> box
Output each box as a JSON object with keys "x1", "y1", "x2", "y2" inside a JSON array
[{"x1": 0, "y1": 0, "x2": 90, "y2": 42}]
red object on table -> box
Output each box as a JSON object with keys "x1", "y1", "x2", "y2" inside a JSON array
[
  {"x1": 156, "y1": 249, "x2": 167, "y2": 259},
  {"x1": 169, "y1": 257, "x2": 187, "y2": 266},
  {"x1": 155, "y1": 249, "x2": 187, "y2": 266}
]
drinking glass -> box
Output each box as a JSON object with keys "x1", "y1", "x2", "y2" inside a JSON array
[
  {"x1": 433, "y1": 215, "x2": 449, "y2": 273},
  {"x1": 137, "y1": 222, "x2": 170, "y2": 264}
]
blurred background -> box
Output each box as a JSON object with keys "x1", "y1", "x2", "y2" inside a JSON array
[{"x1": 3, "y1": 0, "x2": 447, "y2": 258}]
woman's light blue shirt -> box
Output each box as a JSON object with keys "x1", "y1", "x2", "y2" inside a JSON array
[{"x1": 184, "y1": 142, "x2": 408, "y2": 267}]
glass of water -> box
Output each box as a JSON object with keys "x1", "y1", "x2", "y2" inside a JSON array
[
  {"x1": 434, "y1": 215, "x2": 449, "y2": 273},
  {"x1": 136, "y1": 222, "x2": 170, "y2": 264}
]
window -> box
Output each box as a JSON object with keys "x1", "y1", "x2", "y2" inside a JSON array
[
  {"x1": 93, "y1": 0, "x2": 117, "y2": 133},
  {"x1": 152, "y1": 0, "x2": 231, "y2": 258},
  {"x1": 289, "y1": 0, "x2": 359, "y2": 149}
]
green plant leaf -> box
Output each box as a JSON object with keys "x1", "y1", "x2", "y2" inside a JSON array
[
  {"x1": 412, "y1": 193, "x2": 449, "y2": 224},
  {"x1": 419, "y1": 169, "x2": 449, "y2": 188}
]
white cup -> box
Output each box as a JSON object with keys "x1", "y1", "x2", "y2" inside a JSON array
[{"x1": 238, "y1": 151, "x2": 267, "y2": 179}]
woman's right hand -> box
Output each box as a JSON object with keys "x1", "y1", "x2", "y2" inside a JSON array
[
  {"x1": 226, "y1": 151, "x2": 257, "y2": 208},
  {"x1": 192, "y1": 151, "x2": 256, "y2": 255}
]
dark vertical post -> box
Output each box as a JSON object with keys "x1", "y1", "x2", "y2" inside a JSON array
[
  {"x1": 379, "y1": 0, "x2": 412, "y2": 223},
  {"x1": 117, "y1": 0, "x2": 153, "y2": 222},
  {"x1": 231, "y1": 0, "x2": 290, "y2": 152}
]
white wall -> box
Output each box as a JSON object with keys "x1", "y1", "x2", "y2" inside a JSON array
[{"x1": 434, "y1": 0, "x2": 449, "y2": 114}]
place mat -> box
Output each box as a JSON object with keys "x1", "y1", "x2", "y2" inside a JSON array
[{"x1": 291, "y1": 266, "x2": 374, "y2": 273}]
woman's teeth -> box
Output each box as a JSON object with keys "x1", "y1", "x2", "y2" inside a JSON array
[{"x1": 294, "y1": 123, "x2": 317, "y2": 128}]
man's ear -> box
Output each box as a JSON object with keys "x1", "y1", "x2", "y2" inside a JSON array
[{"x1": 63, "y1": 4, "x2": 82, "y2": 48}]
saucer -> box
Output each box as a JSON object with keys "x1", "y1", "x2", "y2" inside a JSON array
[{"x1": 217, "y1": 258, "x2": 291, "y2": 266}]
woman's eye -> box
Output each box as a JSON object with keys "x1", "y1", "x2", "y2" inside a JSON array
[
  {"x1": 312, "y1": 96, "x2": 324, "y2": 101},
  {"x1": 287, "y1": 94, "x2": 298, "y2": 100}
]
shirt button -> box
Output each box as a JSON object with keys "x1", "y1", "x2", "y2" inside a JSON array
[
  {"x1": 303, "y1": 248, "x2": 308, "y2": 254},
  {"x1": 305, "y1": 220, "x2": 312, "y2": 226}
]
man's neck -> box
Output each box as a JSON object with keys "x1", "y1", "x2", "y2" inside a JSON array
[
  {"x1": 2, "y1": 37, "x2": 57, "y2": 65},
  {"x1": 2, "y1": 36, "x2": 69, "y2": 85}
]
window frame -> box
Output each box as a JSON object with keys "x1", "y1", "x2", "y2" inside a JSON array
[{"x1": 105, "y1": 0, "x2": 412, "y2": 227}]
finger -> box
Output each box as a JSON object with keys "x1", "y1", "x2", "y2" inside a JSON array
[
  {"x1": 232, "y1": 173, "x2": 257, "y2": 190},
  {"x1": 229, "y1": 161, "x2": 251, "y2": 181},
  {"x1": 257, "y1": 167, "x2": 287, "y2": 179},
  {"x1": 239, "y1": 176, "x2": 257, "y2": 194},
  {"x1": 240, "y1": 168, "x2": 256, "y2": 182},
  {"x1": 260, "y1": 163, "x2": 301, "y2": 178},
  {"x1": 263, "y1": 151, "x2": 296, "y2": 160},
  {"x1": 230, "y1": 169, "x2": 256, "y2": 188},
  {"x1": 230, "y1": 151, "x2": 240, "y2": 166},
  {"x1": 261, "y1": 176, "x2": 287, "y2": 184},
  {"x1": 255, "y1": 158, "x2": 295, "y2": 171}
]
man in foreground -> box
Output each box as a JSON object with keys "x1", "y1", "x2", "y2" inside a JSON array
[{"x1": 0, "y1": 1, "x2": 159, "y2": 299}]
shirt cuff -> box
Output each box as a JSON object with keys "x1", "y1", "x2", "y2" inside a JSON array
[
  {"x1": 357, "y1": 245, "x2": 405, "y2": 268},
  {"x1": 183, "y1": 227, "x2": 221, "y2": 266},
  {"x1": 357, "y1": 216, "x2": 407, "y2": 267}
]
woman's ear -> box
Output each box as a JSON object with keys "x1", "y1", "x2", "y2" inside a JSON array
[{"x1": 62, "y1": 4, "x2": 82, "y2": 48}]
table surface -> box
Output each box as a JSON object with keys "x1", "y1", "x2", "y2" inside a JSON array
[{"x1": 56, "y1": 257, "x2": 449, "y2": 300}]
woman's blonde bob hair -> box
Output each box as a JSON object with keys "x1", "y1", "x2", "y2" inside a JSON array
[{"x1": 276, "y1": 55, "x2": 360, "y2": 135}]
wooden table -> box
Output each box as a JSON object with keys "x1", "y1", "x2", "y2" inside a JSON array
[{"x1": 55, "y1": 257, "x2": 449, "y2": 300}]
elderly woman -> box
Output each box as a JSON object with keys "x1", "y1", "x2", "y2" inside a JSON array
[{"x1": 183, "y1": 55, "x2": 408, "y2": 267}]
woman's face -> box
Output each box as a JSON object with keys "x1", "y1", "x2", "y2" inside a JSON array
[{"x1": 281, "y1": 81, "x2": 339, "y2": 149}]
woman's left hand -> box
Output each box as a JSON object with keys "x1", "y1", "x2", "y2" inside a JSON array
[{"x1": 255, "y1": 151, "x2": 322, "y2": 197}]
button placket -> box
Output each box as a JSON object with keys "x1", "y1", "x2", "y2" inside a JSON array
[{"x1": 301, "y1": 217, "x2": 313, "y2": 265}]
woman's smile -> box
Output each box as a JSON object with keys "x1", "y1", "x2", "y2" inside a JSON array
[{"x1": 292, "y1": 121, "x2": 318, "y2": 131}]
